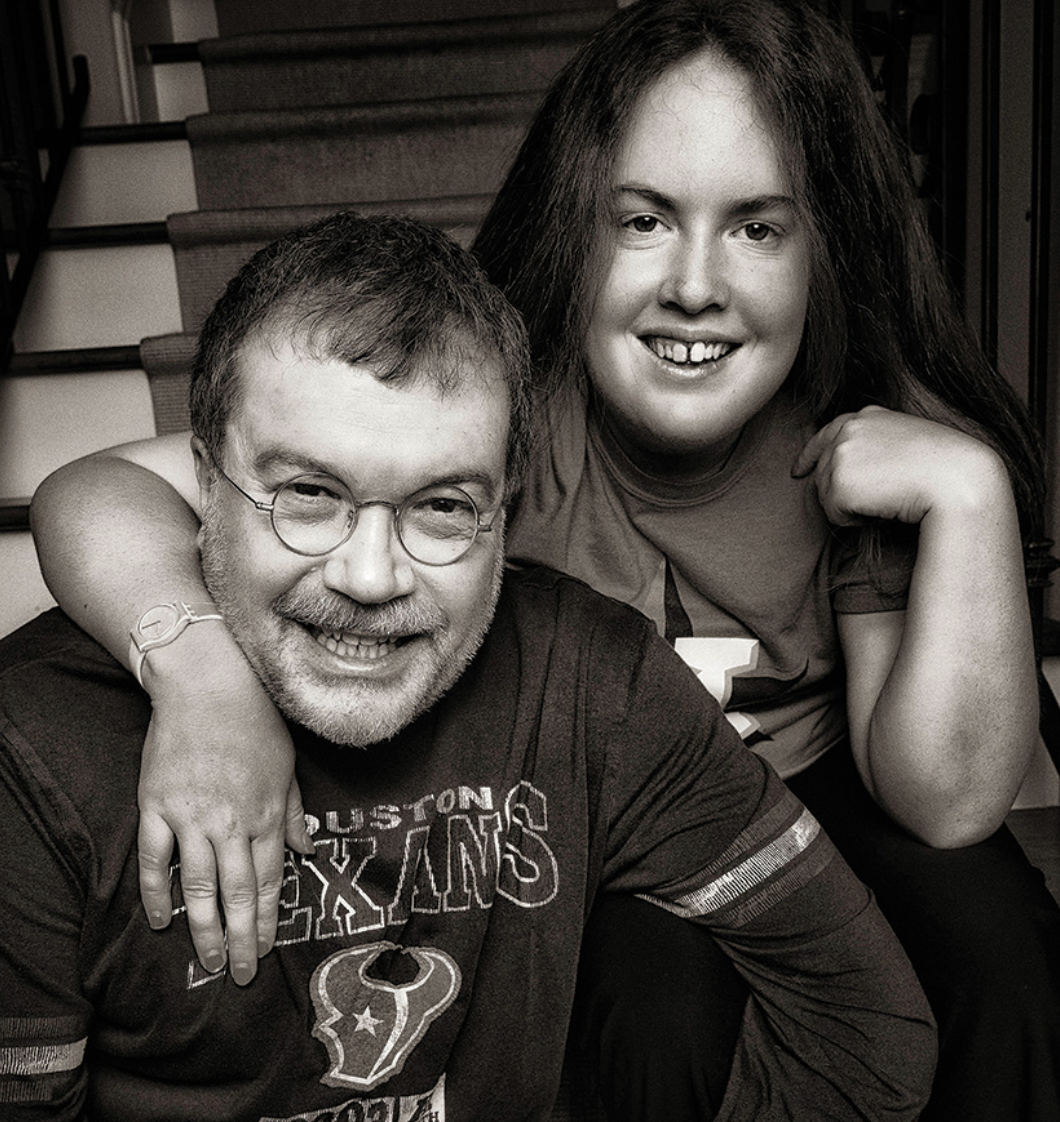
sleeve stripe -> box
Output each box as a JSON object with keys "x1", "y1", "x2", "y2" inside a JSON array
[
  {"x1": 701, "y1": 788, "x2": 808, "y2": 878},
  {"x1": 638, "y1": 806, "x2": 826, "y2": 924},
  {"x1": 0, "y1": 1038, "x2": 86, "y2": 1077}
]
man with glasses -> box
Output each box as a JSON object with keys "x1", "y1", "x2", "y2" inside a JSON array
[{"x1": 0, "y1": 213, "x2": 933, "y2": 1121}]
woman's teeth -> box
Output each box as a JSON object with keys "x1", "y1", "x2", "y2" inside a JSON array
[
  {"x1": 648, "y1": 338, "x2": 734, "y2": 364},
  {"x1": 313, "y1": 628, "x2": 400, "y2": 659}
]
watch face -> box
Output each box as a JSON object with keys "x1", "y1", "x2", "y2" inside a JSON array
[{"x1": 137, "y1": 603, "x2": 183, "y2": 643}]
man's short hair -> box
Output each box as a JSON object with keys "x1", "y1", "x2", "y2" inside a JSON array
[{"x1": 190, "y1": 211, "x2": 534, "y2": 499}]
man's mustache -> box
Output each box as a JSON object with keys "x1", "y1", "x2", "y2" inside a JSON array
[{"x1": 274, "y1": 586, "x2": 445, "y2": 637}]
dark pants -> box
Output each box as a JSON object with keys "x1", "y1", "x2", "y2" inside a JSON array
[{"x1": 573, "y1": 743, "x2": 1060, "y2": 1121}]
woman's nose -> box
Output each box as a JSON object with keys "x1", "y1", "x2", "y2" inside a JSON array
[{"x1": 659, "y1": 237, "x2": 730, "y2": 314}]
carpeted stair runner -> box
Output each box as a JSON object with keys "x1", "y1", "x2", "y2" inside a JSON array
[
  {"x1": 169, "y1": 195, "x2": 492, "y2": 332},
  {"x1": 145, "y1": 194, "x2": 494, "y2": 431},
  {"x1": 139, "y1": 332, "x2": 199, "y2": 436},
  {"x1": 186, "y1": 90, "x2": 541, "y2": 210},
  {"x1": 199, "y1": 10, "x2": 608, "y2": 112},
  {"x1": 213, "y1": 0, "x2": 610, "y2": 36}
]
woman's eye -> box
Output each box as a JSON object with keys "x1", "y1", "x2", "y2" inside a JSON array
[
  {"x1": 742, "y1": 222, "x2": 775, "y2": 242},
  {"x1": 623, "y1": 214, "x2": 662, "y2": 235}
]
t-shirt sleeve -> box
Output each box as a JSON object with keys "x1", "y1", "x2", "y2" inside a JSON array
[
  {"x1": 594, "y1": 629, "x2": 936, "y2": 1121},
  {"x1": 831, "y1": 524, "x2": 918, "y2": 615},
  {"x1": 0, "y1": 719, "x2": 91, "y2": 1120}
]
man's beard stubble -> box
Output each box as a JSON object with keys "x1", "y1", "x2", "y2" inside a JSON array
[{"x1": 198, "y1": 495, "x2": 505, "y2": 748}]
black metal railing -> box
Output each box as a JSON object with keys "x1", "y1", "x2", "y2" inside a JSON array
[{"x1": 0, "y1": 0, "x2": 89, "y2": 371}]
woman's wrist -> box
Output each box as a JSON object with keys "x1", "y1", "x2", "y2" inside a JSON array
[
  {"x1": 923, "y1": 440, "x2": 1011, "y2": 521},
  {"x1": 136, "y1": 609, "x2": 254, "y2": 700},
  {"x1": 129, "y1": 600, "x2": 224, "y2": 686}
]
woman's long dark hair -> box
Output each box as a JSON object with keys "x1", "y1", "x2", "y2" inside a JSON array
[{"x1": 473, "y1": 0, "x2": 1044, "y2": 537}]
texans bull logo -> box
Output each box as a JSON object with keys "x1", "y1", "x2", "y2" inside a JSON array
[{"x1": 310, "y1": 941, "x2": 461, "y2": 1092}]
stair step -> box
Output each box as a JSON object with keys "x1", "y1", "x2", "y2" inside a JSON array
[
  {"x1": 0, "y1": 368, "x2": 155, "y2": 499},
  {"x1": 0, "y1": 533, "x2": 56, "y2": 639},
  {"x1": 46, "y1": 223, "x2": 169, "y2": 247},
  {"x1": 0, "y1": 501, "x2": 32, "y2": 531},
  {"x1": 136, "y1": 332, "x2": 199, "y2": 435},
  {"x1": 7, "y1": 346, "x2": 143, "y2": 373},
  {"x1": 187, "y1": 91, "x2": 539, "y2": 209},
  {"x1": 168, "y1": 194, "x2": 491, "y2": 331},
  {"x1": 200, "y1": 9, "x2": 606, "y2": 111},
  {"x1": 214, "y1": 0, "x2": 611, "y2": 36},
  {"x1": 148, "y1": 59, "x2": 211, "y2": 123},
  {"x1": 13, "y1": 244, "x2": 181, "y2": 351},
  {"x1": 50, "y1": 139, "x2": 197, "y2": 226},
  {"x1": 77, "y1": 122, "x2": 190, "y2": 144}
]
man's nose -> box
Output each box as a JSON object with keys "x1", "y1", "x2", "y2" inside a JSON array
[
  {"x1": 659, "y1": 236, "x2": 730, "y2": 314},
  {"x1": 320, "y1": 505, "x2": 415, "y2": 604}
]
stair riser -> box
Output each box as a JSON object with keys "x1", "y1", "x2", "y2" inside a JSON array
[
  {"x1": 215, "y1": 0, "x2": 611, "y2": 36},
  {"x1": 172, "y1": 200, "x2": 487, "y2": 331},
  {"x1": 0, "y1": 371, "x2": 155, "y2": 498},
  {"x1": 191, "y1": 111, "x2": 532, "y2": 209},
  {"x1": 13, "y1": 246, "x2": 182, "y2": 352},
  {"x1": 51, "y1": 141, "x2": 197, "y2": 227},
  {"x1": 0, "y1": 535, "x2": 56, "y2": 640},
  {"x1": 205, "y1": 40, "x2": 584, "y2": 111}
]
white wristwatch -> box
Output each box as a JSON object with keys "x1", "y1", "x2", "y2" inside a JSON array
[{"x1": 128, "y1": 601, "x2": 224, "y2": 686}]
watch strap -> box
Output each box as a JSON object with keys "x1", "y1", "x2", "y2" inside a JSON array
[{"x1": 128, "y1": 601, "x2": 224, "y2": 686}]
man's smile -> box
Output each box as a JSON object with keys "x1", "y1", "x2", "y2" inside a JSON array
[{"x1": 311, "y1": 627, "x2": 408, "y2": 660}]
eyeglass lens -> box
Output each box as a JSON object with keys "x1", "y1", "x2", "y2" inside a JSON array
[{"x1": 271, "y1": 474, "x2": 483, "y2": 564}]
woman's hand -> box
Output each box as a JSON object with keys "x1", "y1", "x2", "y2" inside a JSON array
[
  {"x1": 791, "y1": 405, "x2": 1010, "y2": 527},
  {"x1": 137, "y1": 625, "x2": 314, "y2": 986},
  {"x1": 794, "y1": 405, "x2": 1036, "y2": 845}
]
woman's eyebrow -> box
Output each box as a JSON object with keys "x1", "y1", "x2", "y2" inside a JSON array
[
  {"x1": 728, "y1": 194, "x2": 797, "y2": 218},
  {"x1": 612, "y1": 186, "x2": 796, "y2": 218},
  {"x1": 611, "y1": 184, "x2": 676, "y2": 209}
]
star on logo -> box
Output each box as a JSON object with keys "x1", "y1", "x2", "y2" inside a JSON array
[{"x1": 353, "y1": 1005, "x2": 383, "y2": 1036}]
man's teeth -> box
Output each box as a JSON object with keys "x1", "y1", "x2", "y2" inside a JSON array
[
  {"x1": 648, "y1": 338, "x2": 733, "y2": 364},
  {"x1": 313, "y1": 628, "x2": 400, "y2": 659}
]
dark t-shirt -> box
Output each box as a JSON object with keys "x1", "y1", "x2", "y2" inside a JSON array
[
  {"x1": 508, "y1": 390, "x2": 914, "y2": 777},
  {"x1": 0, "y1": 568, "x2": 932, "y2": 1121}
]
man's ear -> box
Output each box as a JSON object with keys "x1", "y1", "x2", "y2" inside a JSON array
[{"x1": 191, "y1": 436, "x2": 215, "y2": 501}]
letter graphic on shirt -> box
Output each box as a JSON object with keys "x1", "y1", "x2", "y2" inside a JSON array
[
  {"x1": 497, "y1": 782, "x2": 559, "y2": 907},
  {"x1": 674, "y1": 636, "x2": 763, "y2": 740},
  {"x1": 444, "y1": 812, "x2": 503, "y2": 912},
  {"x1": 305, "y1": 836, "x2": 386, "y2": 938},
  {"x1": 388, "y1": 825, "x2": 443, "y2": 925},
  {"x1": 311, "y1": 942, "x2": 460, "y2": 1091},
  {"x1": 276, "y1": 851, "x2": 313, "y2": 946}
]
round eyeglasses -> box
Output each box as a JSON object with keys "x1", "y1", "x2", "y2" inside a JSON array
[{"x1": 215, "y1": 466, "x2": 496, "y2": 566}]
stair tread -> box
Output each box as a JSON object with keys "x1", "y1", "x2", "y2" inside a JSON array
[
  {"x1": 199, "y1": 17, "x2": 594, "y2": 110},
  {"x1": 167, "y1": 195, "x2": 490, "y2": 244},
  {"x1": 187, "y1": 88, "x2": 544, "y2": 135},
  {"x1": 214, "y1": 0, "x2": 611, "y2": 36},
  {"x1": 201, "y1": 8, "x2": 606, "y2": 58}
]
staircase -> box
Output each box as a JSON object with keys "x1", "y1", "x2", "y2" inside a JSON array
[
  {"x1": 1, "y1": 0, "x2": 1057, "y2": 828},
  {"x1": 0, "y1": 0, "x2": 612, "y2": 641}
]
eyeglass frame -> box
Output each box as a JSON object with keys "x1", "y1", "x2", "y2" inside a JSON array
[{"x1": 211, "y1": 461, "x2": 498, "y2": 566}]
